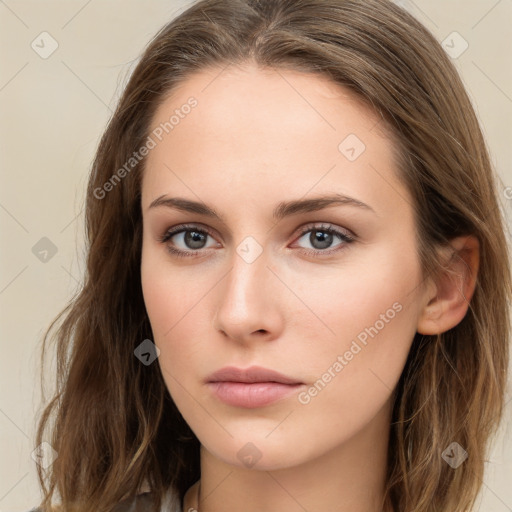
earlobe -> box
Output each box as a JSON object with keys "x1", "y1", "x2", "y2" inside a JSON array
[{"x1": 417, "y1": 235, "x2": 479, "y2": 335}]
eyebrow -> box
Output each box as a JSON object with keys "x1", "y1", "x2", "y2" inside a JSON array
[{"x1": 147, "y1": 193, "x2": 376, "y2": 221}]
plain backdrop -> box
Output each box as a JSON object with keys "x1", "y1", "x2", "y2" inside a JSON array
[{"x1": 1, "y1": 1, "x2": 511, "y2": 510}]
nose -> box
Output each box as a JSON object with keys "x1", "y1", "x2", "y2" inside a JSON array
[{"x1": 213, "y1": 248, "x2": 285, "y2": 344}]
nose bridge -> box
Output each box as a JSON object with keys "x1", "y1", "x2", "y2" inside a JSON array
[
  {"x1": 223, "y1": 246, "x2": 270, "y2": 316},
  {"x1": 214, "y1": 243, "x2": 282, "y2": 340}
]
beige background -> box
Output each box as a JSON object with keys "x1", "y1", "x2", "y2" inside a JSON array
[{"x1": 1, "y1": 1, "x2": 511, "y2": 510}]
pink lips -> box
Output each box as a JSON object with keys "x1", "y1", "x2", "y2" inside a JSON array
[{"x1": 206, "y1": 366, "x2": 304, "y2": 408}]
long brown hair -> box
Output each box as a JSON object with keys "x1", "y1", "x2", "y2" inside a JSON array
[{"x1": 35, "y1": 0, "x2": 511, "y2": 511}]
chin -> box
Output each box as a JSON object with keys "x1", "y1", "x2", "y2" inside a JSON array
[{"x1": 200, "y1": 430, "x2": 321, "y2": 472}]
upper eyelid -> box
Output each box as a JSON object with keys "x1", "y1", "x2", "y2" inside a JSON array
[
  {"x1": 167, "y1": 223, "x2": 218, "y2": 239},
  {"x1": 297, "y1": 222, "x2": 352, "y2": 236}
]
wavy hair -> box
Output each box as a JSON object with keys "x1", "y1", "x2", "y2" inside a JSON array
[{"x1": 34, "y1": 0, "x2": 511, "y2": 511}]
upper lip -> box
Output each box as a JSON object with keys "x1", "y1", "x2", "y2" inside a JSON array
[{"x1": 206, "y1": 366, "x2": 302, "y2": 385}]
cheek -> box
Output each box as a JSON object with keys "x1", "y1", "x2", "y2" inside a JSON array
[
  {"x1": 140, "y1": 249, "x2": 214, "y2": 392},
  {"x1": 298, "y1": 244, "x2": 416, "y2": 353},
  {"x1": 140, "y1": 246, "x2": 211, "y2": 340},
  {"x1": 288, "y1": 243, "x2": 421, "y2": 352},
  {"x1": 297, "y1": 254, "x2": 421, "y2": 426},
  {"x1": 289, "y1": 304, "x2": 417, "y2": 454},
  {"x1": 140, "y1": 263, "x2": 199, "y2": 415}
]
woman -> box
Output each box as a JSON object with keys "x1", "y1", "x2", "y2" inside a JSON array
[{"x1": 32, "y1": 0, "x2": 511, "y2": 511}]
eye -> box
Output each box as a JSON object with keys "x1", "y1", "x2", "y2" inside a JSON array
[
  {"x1": 158, "y1": 224, "x2": 220, "y2": 258},
  {"x1": 292, "y1": 223, "x2": 355, "y2": 255}
]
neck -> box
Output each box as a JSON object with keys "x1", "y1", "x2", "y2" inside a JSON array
[{"x1": 183, "y1": 399, "x2": 393, "y2": 512}]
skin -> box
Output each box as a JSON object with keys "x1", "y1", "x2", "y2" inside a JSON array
[{"x1": 140, "y1": 62, "x2": 479, "y2": 512}]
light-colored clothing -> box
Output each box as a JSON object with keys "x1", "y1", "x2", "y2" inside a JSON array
[{"x1": 112, "y1": 489, "x2": 183, "y2": 512}]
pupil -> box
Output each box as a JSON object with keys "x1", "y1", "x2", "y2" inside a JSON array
[{"x1": 311, "y1": 230, "x2": 332, "y2": 250}]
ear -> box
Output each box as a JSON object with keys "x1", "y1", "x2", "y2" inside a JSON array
[{"x1": 417, "y1": 235, "x2": 479, "y2": 335}]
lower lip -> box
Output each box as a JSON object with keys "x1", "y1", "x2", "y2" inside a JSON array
[{"x1": 207, "y1": 381, "x2": 303, "y2": 408}]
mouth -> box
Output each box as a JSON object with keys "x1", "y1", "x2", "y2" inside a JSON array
[{"x1": 205, "y1": 366, "x2": 304, "y2": 408}]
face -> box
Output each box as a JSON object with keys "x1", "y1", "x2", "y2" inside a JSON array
[{"x1": 140, "y1": 63, "x2": 427, "y2": 470}]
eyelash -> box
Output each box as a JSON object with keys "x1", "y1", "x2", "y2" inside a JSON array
[{"x1": 157, "y1": 223, "x2": 356, "y2": 259}]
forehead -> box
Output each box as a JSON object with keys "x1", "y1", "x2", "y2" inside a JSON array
[
  {"x1": 153, "y1": 63, "x2": 389, "y2": 140},
  {"x1": 142, "y1": 63, "x2": 409, "y2": 219}
]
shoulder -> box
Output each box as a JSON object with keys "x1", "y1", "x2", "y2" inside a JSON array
[{"x1": 27, "y1": 489, "x2": 182, "y2": 512}]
